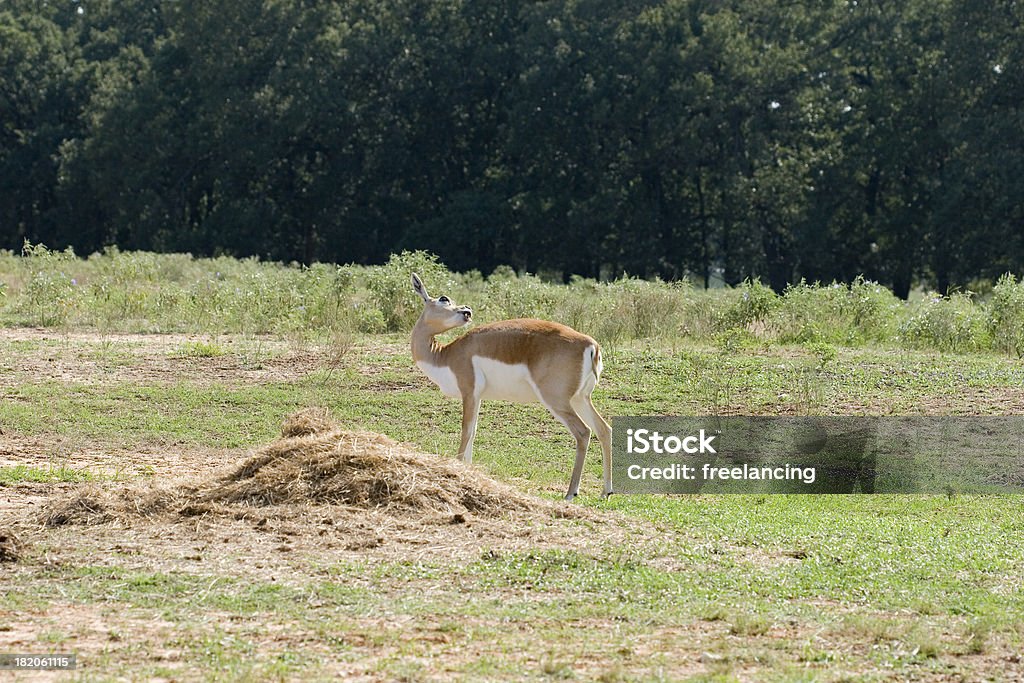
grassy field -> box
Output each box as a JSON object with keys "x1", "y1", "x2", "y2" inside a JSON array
[{"x1": 0, "y1": 250, "x2": 1023, "y2": 681}]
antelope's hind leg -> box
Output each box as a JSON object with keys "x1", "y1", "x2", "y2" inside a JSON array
[
  {"x1": 546, "y1": 403, "x2": 592, "y2": 500},
  {"x1": 572, "y1": 394, "x2": 613, "y2": 498}
]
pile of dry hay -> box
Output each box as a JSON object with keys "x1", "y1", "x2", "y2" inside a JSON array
[{"x1": 40, "y1": 409, "x2": 574, "y2": 528}]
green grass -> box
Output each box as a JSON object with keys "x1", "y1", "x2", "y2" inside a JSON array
[
  {"x1": 0, "y1": 464, "x2": 99, "y2": 483},
  {"x1": 172, "y1": 340, "x2": 229, "y2": 358},
  {"x1": 3, "y1": 337, "x2": 1022, "y2": 471}
]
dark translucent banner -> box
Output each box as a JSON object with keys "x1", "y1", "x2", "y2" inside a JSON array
[{"x1": 611, "y1": 417, "x2": 1024, "y2": 494}]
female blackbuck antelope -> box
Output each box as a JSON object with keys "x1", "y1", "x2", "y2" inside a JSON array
[{"x1": 410, "y1": 273, "x2": 613, "y2": 500}]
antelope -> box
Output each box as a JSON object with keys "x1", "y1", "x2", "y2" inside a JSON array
[{"x1": 410, "y1": 273, "x2": 613, "y2": 500}]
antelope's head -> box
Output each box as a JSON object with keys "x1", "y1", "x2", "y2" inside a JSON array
[{"x1": 411, "y1": 273, "x2": 473, "y2": 334}]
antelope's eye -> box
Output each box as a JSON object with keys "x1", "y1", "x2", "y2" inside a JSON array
[{"x1": 437, "y1": 296, "x2": 450, "y2": 305}]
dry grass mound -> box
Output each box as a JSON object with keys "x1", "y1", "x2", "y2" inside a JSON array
[
  {"x1": 39, "y1": 409, "x2": 580, "y2": 527},
  {"x1": 205, "y1": 410, "x2": 538, "y2": 515}
]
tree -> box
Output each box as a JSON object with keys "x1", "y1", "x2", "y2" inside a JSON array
[{"x1": 0, "y1": 10, "x2": 78, "y2": 249}]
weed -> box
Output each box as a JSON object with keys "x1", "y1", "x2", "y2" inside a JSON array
[
  {"x1": 776, "y1": 277, "x2": 900, "y2": 345},
  {"x1": 360, "y1": 251, "x2": 454, "y2": 331},
  {"x1": 173, "y1": 341, "x2": 228, "y2": 358},
  {"x1": 905, "y1": 622, "x2": 944, "y2": 659},
  {"x1": 486, "y1": 272, "x2": 559, "y2": 321},
  {"x1": 18, "y1": 242, "x2": 80, "y2": 327},
  {"x1": 839, "y1": 614, "x2": 908, "y2": 643},
  {"x1": 719, "y1": 278, "x2": 779, "y2": 331},
  {"x1": 804, "y1": 341, "x2": 838, "y2": 370},
  {"x1": 540, "y1": 655, "x2": 575, "y2": 679},
  {"x1": 727, "y1": 612, "x2": 771, "y2": 636},
  {"x1": 964, "y1": 618, "x2": 995, "y2": 654}
]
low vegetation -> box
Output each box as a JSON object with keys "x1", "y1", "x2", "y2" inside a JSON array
[{"x1": 3, "y1": 244, "x2": 1024, "y2": 356}]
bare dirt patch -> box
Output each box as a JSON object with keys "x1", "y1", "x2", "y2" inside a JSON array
[
  {"x1": 0, "y1": 433, "x2": 233, "y2": 480},
  {"x1": 0, "y1": 328, "x2": 370, "y2": 387}
]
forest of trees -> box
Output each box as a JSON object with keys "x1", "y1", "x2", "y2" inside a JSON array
[{"x1": 1, "y1": 0, "x2": 1022, "y2": 296}]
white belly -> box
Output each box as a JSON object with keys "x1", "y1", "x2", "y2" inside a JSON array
[
  {"x1": 473, "y1": 357, "x2": 540, "y2": 403},
  {"x1": 416, "y1": 361, "x2": 462, "y2": 398}
]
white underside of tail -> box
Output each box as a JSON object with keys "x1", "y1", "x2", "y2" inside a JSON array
[{"x1": 577, "y1": 344, "x2": 599, "y2": 397}]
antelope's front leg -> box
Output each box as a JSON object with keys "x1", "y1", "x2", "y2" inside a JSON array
[{"x1": 457, "y1": 395, "x2": 481, "y2": 464}]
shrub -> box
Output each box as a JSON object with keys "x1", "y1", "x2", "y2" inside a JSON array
[
  {"x1": 718, "y1": 278, "x2": 779, "y2": 330},
  {"x1": 677, "y1": 289, "x2": 728, "y2": 339},
  {"x1": 17, "y1": 242, "x2": 81, "y2": 327},
  {"x1": 988, "y1": 273, "x2": 1024, "y2": 357},
  {"x1": 606, "y1": 278, "x2": 686, "y2": 340},
  {"x1": 554, "y1": 276, "x2": 604, "y2": 334},
  {"x1": 774, "y1": 277, "x2": 900, "y2": 345},
  {"x1": 0, "y1": 243, "x2": 1014, "y2": 356},
  {"x1": 804, "y1": 340, "x2": 838, "y2": 369},
  {"x1": 484, "y1": 272, "x2": 560, "y2": 320},
  {"x1": 899, "y1": 292, "x2": 989, "y2": 352},
  {"x1": 360, "y1": 251, "x2": 454, "y2": 332},
  {"x1": 846, "y1": 276, "x2": 902, "y2": 341},
  {"x1": 86, "y1": 246, "x2": 160, "y2": 324}
]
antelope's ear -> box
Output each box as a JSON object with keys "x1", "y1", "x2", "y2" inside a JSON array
[{"x1": 411, "y1": 272, "x2": 430, "y2": 301}]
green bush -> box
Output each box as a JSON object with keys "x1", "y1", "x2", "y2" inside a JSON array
[
  {"x1": 614, "y1": 278, "x2": 685, "y2": 339},
  {"x1": 846, "y1": 276, "x2": 903, "y2": 340},
  {"x1": 18, "y1": 242, "x2": 81, "y2": 327},
  {"x1": 718, "y1": 278, "x2": 779, "y2": 330},
  {"x1": 484, "y1": 273, "x2": 560, "y2": 320},
  {"x1": 774, "y1": 277, "x2": 900, "y2": 345},
  {"x1": 87, "y1": 246, "x2": 159, "y2": 320},
  {"x1": 899, "y1": 292, "x2": 989, "y2": 352},
  {"x1": 988, "y1": 273, "x2": 1024, "y2": 357},
  {"x1": 553, "y1": 276, "x2": 604, "y2": 334},
  {"x1": 677, "y1": 289, "x2": 728, "y2": 339},
  {"x1": 360, "y1": 251, "x2": 454, "y2": 332}
]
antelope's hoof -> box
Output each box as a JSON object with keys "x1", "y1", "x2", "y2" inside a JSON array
[{"x1": 564, "y1": 492, "x2": 577, "y2": 502}]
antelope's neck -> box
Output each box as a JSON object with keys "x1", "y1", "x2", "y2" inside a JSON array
[{"x1": 411, "y1": 318, "x2": 446, "y2": 366}]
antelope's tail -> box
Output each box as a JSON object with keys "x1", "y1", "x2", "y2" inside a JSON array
[{"x1": 592, "y1": 344, "x2": 603, "y2": 381}]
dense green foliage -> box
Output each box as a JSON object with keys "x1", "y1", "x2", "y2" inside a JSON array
[
  {"x1": 2, "y1": 0, "x2": 1022, "y2": 294},
  {"x1": 4, "y1": 246, "x2": 1024, "y2": 355}
]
